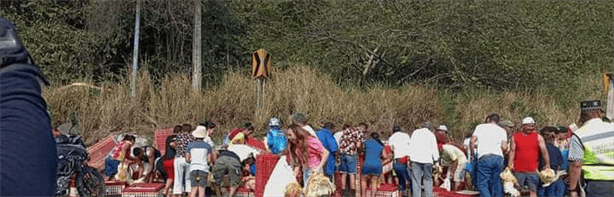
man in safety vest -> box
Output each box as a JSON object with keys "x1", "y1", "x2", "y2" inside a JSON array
[{"x1": 567, "y1": 100, "x2": 614, "y2": 196}]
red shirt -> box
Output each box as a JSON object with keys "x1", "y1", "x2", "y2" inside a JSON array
[{"x1": 513, "y1": 131, "x2": 539, "y2": 172}]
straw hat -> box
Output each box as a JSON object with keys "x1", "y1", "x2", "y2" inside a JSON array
[{"x1": 192, "y1": 125, "x2": 207, "y2": 138}]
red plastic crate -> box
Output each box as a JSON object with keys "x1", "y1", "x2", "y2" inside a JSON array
[
  {"x1": 154, "y1": 127, "x2": 174, "y2": 155},
  {"x1": 235, "y1": 187, "x2": 255, "y2": 197},
  {"x1": 86, "y1": 135, "x2": 117, "y2": 171},
  {"x1": 255, "y1": 153, "x2": 279, "y2": 197},
  {"x1": 433, "y1": 187, "x2": 480, "y2": 197},
  {"x1": 122, "y1": 183, "x2": 164, "y2": 197},
  {"x1": 105, "y1": 180, "x2": 126, "y2": 196},
  {"x1": 365, "y1": 183, "x2": 401, "y2": 197}
]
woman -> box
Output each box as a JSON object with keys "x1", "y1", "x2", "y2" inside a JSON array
[
  {"x1": 105, "y1": 135, "x2": 137, "y2": 181},
  {"x1": 157, "y1": 129, "x2": 178, "y2": 196},
  {"x1": 286, "y1": 124, "x2": 329, "y2": 187},
  {"x1": 361, "y1": 132, "x2": 388, "y2": 197}
]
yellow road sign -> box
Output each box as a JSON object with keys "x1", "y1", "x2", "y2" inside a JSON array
[{"x1": 252, "y1": 49, "x2": 271, "y2": 79}]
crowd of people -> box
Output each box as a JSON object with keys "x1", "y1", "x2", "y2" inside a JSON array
[{"x1": 101, "y1": 100, "x2": 613, "y2": 197}]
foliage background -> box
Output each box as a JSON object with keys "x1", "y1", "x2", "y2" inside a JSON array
[{"x1": 1, "y1": 1, "x2": 611, "y2": 144}]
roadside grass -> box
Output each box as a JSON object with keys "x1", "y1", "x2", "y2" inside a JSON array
[{"x1": 43, "y1": 66, "x2": 605, "y2": 145}]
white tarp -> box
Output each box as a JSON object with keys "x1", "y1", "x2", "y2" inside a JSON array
[{"x1": 263, "y1": 156, "x2": 297, "y2": 196}]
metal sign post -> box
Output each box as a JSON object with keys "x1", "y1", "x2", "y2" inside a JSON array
[{"x1": 251, "y1": 49, "x2": 271, "y2": 110}]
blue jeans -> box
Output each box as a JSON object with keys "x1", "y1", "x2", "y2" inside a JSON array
[
  {"x1": 303, "y1": 168, "x2": 312, "y2": 188},
  {"x1": 411, "y1": 162, "x2": 433, "y2": 197},
  {"x1": 105, "y1": 157, "x2": 120, "y2": 177},
  {"x1": 476, "y1": 154, "x2": 504, "y2": 197},
  {"x1": 393, "y1": 161, "x2": 412, "y2": 191},
  {"x1": 538, "y1": 179, "x2": 565, "y2": 197}
]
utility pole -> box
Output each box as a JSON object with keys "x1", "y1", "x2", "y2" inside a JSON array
[
  {"x1": 606, "y1": 73, "x2": 614, "y2": 120},
  {"x1": 192, "y1": 0, "x2": 202, "y2": 91},
  {"x1": 131, "y1": 0, "x2": 141, "y2": 97}
]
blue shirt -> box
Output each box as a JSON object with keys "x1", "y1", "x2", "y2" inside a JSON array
[
  {"x1": 266, "y1": 126, "x2": 287, "y2": 154},
  {"x1": 316, "y1": 128, "x2": 339, "y2": 176},
  {"x1": 540, "y1": 142, "x2": 563, "y2": 170}
]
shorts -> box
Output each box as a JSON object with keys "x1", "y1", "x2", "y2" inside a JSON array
[
  {"x1": 190, "y1": 170, "x2": 208, "y2": 188},
  {"x1": 339, "y1": 154, "x2": 357, "y2": 174},
  {"x1": 212, "y1": 156, "x2": 241, "y2": 187},
  {"x1": 514, "y1": 172, "x2": 539, "y2": 191},
  {"x1": 452, "y1": 162, "x2": 467, "y2": 182},
  {"x1": 163, "y1": 159, "x2": 175, "y2": 180}
]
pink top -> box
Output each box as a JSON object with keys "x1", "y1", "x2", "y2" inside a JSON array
[{"x1": 306, "y1": 136, "x2": 325, "y2": 168}]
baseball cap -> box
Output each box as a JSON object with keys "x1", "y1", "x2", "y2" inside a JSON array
[{"x1": 522, "y1": 117, "x2": 535, "y2": 125}]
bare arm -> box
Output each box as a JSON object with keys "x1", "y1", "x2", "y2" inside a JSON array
[
  {"x1": 316, "y1": 148, "x2": 329, "y2": 171},
  {"x1": 537, "y1": 135, "x2": 550, "y2": 169},
  {"x1": 508, "y1": 135, "x2": 516, "y2": 168},
  {"x1": 470, "y1": 136, "x2": 477, "y2": 158},
  {"x1": 186, "y1": 153, "x2": 191, "y2": 163},
  {"x1": 568, "y1": 161, "x2": 582, "y2": 197}
]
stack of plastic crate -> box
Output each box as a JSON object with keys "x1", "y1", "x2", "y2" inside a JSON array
[
  {"x1": 153, "y1": 127, "x2": 174, "y2": 155},
  {"x1": 121, "y1": 183, "x2": 164, "y2": 197},
  {"x1": 234, "y1": 187, "x2": 255, "y2": 197},
  {"x1": 85, "y1": 135, "x2": 117, "y2": 171},
  {"x1": 105, "y1": 180, "x2": 126, "y2": 197},
  {"x1": 254, "y1": 153, "x2": 279, "y2": 197}
]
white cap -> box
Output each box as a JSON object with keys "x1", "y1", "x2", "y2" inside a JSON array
[
  {"x1": 192, "y1": 125, "x2": 207, "y2": 138},
  {"x1": 522, "y1": 117, "x2": 535, "y2": 125},
  {"x1": 437, "y1": 125, "x2": 449, "y2": 132},
  {"x1": 269, "y1": 118, "x2": 280, "y2": 127}
]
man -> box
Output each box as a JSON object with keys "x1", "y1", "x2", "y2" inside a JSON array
[
  {"x1": 499, "y1": 120, "x2": 515, "y2": 156},
  {"x1": 435, "y1": 125, "x2": 450, "y2": 144},
  {"x1": 508, "y1": 117, "x2": 550, "y2": 197},
  {"x1": 388, "y1": 125, "x2": 412, "y2": 194},
  {"x1": 438, "y1": 143, "x2": 468, "y2": 191},
  {"x1": 290, "y1": 112, "x2": 318, "y2": 139},
  {"x1": 316, "y1": 122, "x2": 339, "y2": 179},
  {"x1": 186, "y1": 126, "x2": 214, "y2": 197},
  {"x1": 408, "y1": 122, "x2": 439, "y2": 197},
  {"x1": 174, "y1": 123, "x2": 197, "y2": 196},
  {"x1": 242, "y1": 123, "x2": 266, "y2": 150},
  {"x1": 132, "y1": 145, "x2": 162, "y2": 183},
  {"x1": 212, "y1": 144, "x2": 260, "y2": 197},
  {"x1": 265, "y1": 117, "x2": 287, "y2": 154},
  {"x1": 567, "y1": 100, "x2": 614, "y2": 197},
  {"x1": 0, "y1": 17, "x2": 58, "y2": 196},
  {"x1": 470, "y1": 114, "x2": 507, "y2": 197},
  {"x1": 338, "y1": 123, "x2": 367, "y2": 195}
]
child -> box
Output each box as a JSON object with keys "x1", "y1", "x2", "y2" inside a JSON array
[
  {"x1": 538, "y1": 127, "x2": 564, "y2": 197},
  {"x1": 186, "y1": 124, "x2": 215, "y2": 197}
]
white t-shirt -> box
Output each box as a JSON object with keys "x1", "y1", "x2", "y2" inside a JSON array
[
  {"x1": 228, "y1": 144, "x2": 261, "y2": 161},
  {"x1": 408, "y1": 128, "x2": 439, "y2": 164},
  {"x1": 303, "y1": 125, "x2": 318, "y2": 139},
  {"x1": 388, "y1": 132, "x2": 411, "y2": 159},
  {"x1": 472, "y1": 123, "x2": 507, "y2": 158}
]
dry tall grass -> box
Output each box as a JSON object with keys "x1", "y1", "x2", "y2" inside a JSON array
[{"x1": 43, "y1": 66, "x2": 605, "y2": 145}]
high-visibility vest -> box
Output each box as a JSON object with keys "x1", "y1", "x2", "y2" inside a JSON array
[{"x1": 577, "y1": 118, "x2": 614, "y2": 181}]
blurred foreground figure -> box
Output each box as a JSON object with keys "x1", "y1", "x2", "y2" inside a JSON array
[{"x1": 0, "y1": 17, "x2": 58, "y2": 195}]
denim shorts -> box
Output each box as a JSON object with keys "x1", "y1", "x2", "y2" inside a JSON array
[
  {"x1": 190, "y1": 170, "x2": 208, "y2": 188},
  {"x1": 339, "y1": 154, "x2": 358, "y2": 174},
  {"x1": 514, "y1": 172, "x2": 539, "y2": 191}
]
